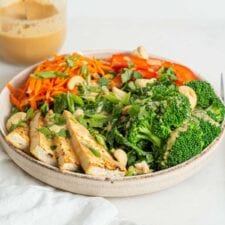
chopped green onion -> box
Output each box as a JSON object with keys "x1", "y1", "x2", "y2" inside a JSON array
[
  {"x1": 32, "y1": 71, "x2": 69, "y2": 79},
  {"x1": 37, "y1": 127, "x2": 56, "y2": 139},
  {"x1": 98, "y1": 77, "x2": 110, "y2": 87},
  {"x1": 89, "y1": 146, "x2": 101, "y2": 158},
  {"x1": 25, "y1": 107, "x2": 34, "y2": 120},
  {"x1": 9, "y1": 120, "x2": 27, "y2": 132},
  {"x1": 128, "y1": 61, "x2": 134, "y2": 68},
  {"x1": 57, "y1": 129, "x2": 71, "y2": 139}
]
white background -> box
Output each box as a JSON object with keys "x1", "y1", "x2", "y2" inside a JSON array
[{"x1": 1, "y1": 0, "x2": 225, "y2": 225}]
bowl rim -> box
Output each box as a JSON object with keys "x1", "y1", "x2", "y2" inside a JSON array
[{"x1": 1, "y1": 49, "x2": 225, "y2": 182}]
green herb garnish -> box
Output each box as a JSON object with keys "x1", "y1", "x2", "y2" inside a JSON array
[
  {"x1": 32, "y1": 71, "x2": 69, "y2": 79},
  {"x1": 128, "y1": 61, "x2": 134, "y2": 68},
  {"x1": 121, "y1": 69, "x2": 133, "y2": 84},
  {"x1": 87, "y1": 146, "x2": 101, "y2": 158},
  {"x1": 9, "y1": 120, "x2": 27, "y2": 132},
  {"x1": 98, "y1": 77, "x2": 110, "y2": 87},
  {"x1": 57, "y1": 129, "x2": 71, "y2": 139},
  {"x1": 65, "y1": 56, "x2": 75, "y2": 67},
  {"x1": 133, "y1": 71, "x2": 142, "y2": 79},
  {"x1": 40, "y1": 103, "x2": 49, "y2": 116},
  {"x1": 37, "y1": 127, "x2": 56, "y2": 139},
  {"x1": 25, "y1": 107, "x2": 34, "y2": 121}
]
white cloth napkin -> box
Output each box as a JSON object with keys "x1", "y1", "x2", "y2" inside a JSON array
[{"x1": 0, "y1": 148, "x2": 137, "y2": 225}]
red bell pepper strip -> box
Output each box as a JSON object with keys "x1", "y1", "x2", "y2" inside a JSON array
[{"x1": 162, "y1": 62, "x2": 198, "y2": 83}]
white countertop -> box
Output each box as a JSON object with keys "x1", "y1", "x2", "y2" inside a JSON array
[{"x1": 1, "y1": 1, "x2": 225, "y2": 224}]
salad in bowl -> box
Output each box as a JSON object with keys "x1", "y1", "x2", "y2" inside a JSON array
[{"x1": 4, "y1": 46, "x2": 225, "y2": 179}]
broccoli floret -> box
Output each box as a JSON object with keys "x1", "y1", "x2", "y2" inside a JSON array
[
  {"x1": 192, "y1": 109, "x2": 222, "y2": 148},
  {"x1": 112, "y1": 127, "x2": 154, "y2": 166},
  {"x1": 128, "y1": 118, "x2": 162, "y2": 148},
  {"x1": 157, "y1": 67, "x2": 177, "y2": 85},
  {"x1": 151, "y1": 84, "x2": 178, "y2": 101},
  {"x1": 127, "y1": 93, "x2": 191, "y2": 145},
  {"x1": 160, "y1": 94, "x2": 191, "y2": 128},
  {"x1": 187, "y1": 80, "x2": 225, "y2": 123},
  {"x1": 112, "y1": 127, "x2": 144, "y2": 156},
  {"x1": 187, "y1": 80, "x2": 215, "y2": 108},
  {"x1": 160, "y1": 120, "x2": 204, "y2": 168},
  {"x1": 206, "y1": 97, "x2": 225, "y2": 123},
  {"x1": 199, "y1": 119, "x2": 221, "y2": 148},
  {"x1": 151, "y1": 119, "x2": 171, "y2": 139}
]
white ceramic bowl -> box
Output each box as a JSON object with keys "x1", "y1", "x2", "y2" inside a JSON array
[{"x1": 0, "y1": 50, "x2": 224, "y2": 197}]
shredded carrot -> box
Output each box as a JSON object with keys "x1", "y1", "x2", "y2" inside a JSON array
[{"x1": 7, "y1": 52, "x2": 114, "y2": 110}]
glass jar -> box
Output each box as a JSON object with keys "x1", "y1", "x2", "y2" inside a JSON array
[{"x1": 0, "y1": 0, "x2": 67, "y2": 65}]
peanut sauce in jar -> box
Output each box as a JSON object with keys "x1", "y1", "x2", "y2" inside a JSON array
[{"x1": 0, "y1": 0, "x2": 66, "y2": 65}]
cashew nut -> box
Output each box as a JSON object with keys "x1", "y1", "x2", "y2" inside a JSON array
[
  {"x1": 178, "y1": 85, "x2": 197, "y2": 110},
  {"x1": 67, "y1": 76, "x2": 86, "y2": 90},
  {"x1": 74, "y1": 108, "x2": 84, "y2": 118},
  {"x1": 132, "y1": 46, "x2": 149, "y2": 60},
  {"x1": 135, "y1": 78, "x2": 157, "y2": 88},
  {"x1": 6, "y1": 112, "x2": 27, "y2": 131},
  {"x1": 134, "y1": 161, "x2": 150, "y2": 174},
  {"x1": 112, "y1": 87, "x2": 127, "y2": 100},
  {"x1": 113, "y1": 149, "x2": 128, "y2": 167}
]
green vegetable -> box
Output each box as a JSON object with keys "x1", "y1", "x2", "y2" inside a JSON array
[
  {"x1": 160, "y1": 120, "x2": 204, "y2": 169},
  {"x1": 160, "y1": 94, "x2": 191, "y2": 128},
  {"x1": 128, "y1": 61, "x2": 134, "y2": 68},
  {"x1": 112, "y1": 127, "x2": 144, "y2": 156},
  {"x1": 206, "y1": 97, "x2": 225, "y2": 123},
  {"x1": 55, "y1": 71, "x2": 69, "y2": 78},
  {"x1": 37, "y1": 127, "x2": 70, "y2": 139},
  {"x1": 104, "y1": 92, "x2": 120, "y2": 103},
  {"x1": 193, "y1": 109, "x2": 221, "y2": 148},
  {"x1": 57, "y1": 129, "x2": 71, "y2": 139},
  {"x1": 49, "y1": 113, "x2": 66, "y2": 126},
  {"x1": 157, "y1": 67, "x2": 177, "y2": 84},
  {"x1": 10, "y1": 106, "x2": 19, "y2": 115},
  {"x1": 187, "y1": 80, "x2": 215, "y2": 108},
  {"x1": 79, "y1": 64, "x2": 89, "y2": 76},
  {"x1": 67, "y1": 93, "x2": 75, "y2": 113},
  {"x1": 54, "y1": 93, "x2": 83, "y2": 114},
  {"x1": 89, "y1": 128, "x2": 107, "y2": 148},
  {"x1": 86, "y1": 145, "x2": 101, "y2": 157},
  {"x1": 126, "y1": 166, "x2": 136, "y2": 176},
  {"x1": 133, "y1": 71, "x2": 142, "y2": 79},
  {"x1": 39, "y1": 103, "x2": 49, "y2": 116},
  {"x1": 121, "y1": 92, "x2": 131, "y2": 105},
  {"x1": 9, "y1": 120, "x2": 27, "y2": 132},
  {"x1": 127, "y1": 81, "x2": 136, "y2": 91},
  {"x1": 83, "y1": 113, "x2": 109, "y2": 128},
  {"x1": 98, "y1": 77, "x2": 110, "y2": 87},
  {"x1": 127, "y1": 112, "x2": 162, "y2": 148},
  {"x1": 32, "y1": 71, "x2": 69, "y2": 79},
  {"x1": 25, "y1": 107, "x2": 34, "y2": 120},
  {"x1": 65, "y1": 56, "x2": 75, "y2": 67},
  {"x1": 121, "y1": 68, "x2": 133, "y2": 84},
  {"x1": 187, "y1": 80, "x2": 225, "y2": 123},
  {"x1": 37, "y1": 127, "x2": 56, "y2": 139}
]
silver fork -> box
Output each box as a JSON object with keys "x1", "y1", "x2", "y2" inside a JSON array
[{"x1": 221, "y1": 73, "x2": 224, "y2": 102}]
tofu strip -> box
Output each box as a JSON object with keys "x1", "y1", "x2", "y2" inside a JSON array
[
  {"x1": 64, "y1": 110, "x2": 125, "y2": 177},
  {"x1": 55, "y1": 136, "x2": 80, "y2": 172},
  {"x1": 29, "y1": 111, "x2": 57, "y2": 166},
  {"x1": 6, "y1": 127, "x2": 29, "y2": 153},
  {"x1": 45, "y1": 111, "x2": 80, "y2": 172}
]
